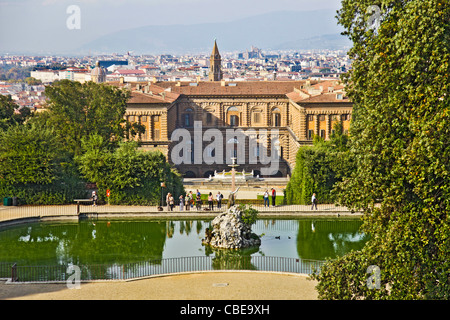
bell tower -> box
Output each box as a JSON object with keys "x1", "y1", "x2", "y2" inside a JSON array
[{"x1": 209, "y1": 39, "x2": 223, "y2": 81}]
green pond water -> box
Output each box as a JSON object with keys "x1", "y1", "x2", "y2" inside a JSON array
[{"x1": 0, "y1": 218, "x2": 369, "y2": 267}]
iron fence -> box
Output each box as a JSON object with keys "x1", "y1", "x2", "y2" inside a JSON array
[{"x1": 6, "y1": 256, "x2": 327, "y2": 283}]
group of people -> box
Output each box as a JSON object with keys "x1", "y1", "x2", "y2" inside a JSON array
[
  {"x1": 263, "y1": 188, "x2": 277, "y2": 207},
  {"x1": 166, "y1": 189, "x2": 224, "y2": 211}
]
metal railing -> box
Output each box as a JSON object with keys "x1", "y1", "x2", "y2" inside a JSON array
[{"x1": 4, "y1": 256, "x2": 327, "y2": 283}]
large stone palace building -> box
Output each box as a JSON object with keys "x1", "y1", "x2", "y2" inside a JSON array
[{"x1": 116, "y1": 42, "x2": 352, "y2": 178}]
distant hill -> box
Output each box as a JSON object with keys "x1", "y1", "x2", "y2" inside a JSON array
[
  {"x1": 275, "y1": 34, "x2": 352, "y2": 51},
  {"x1": 79, "y1": 10, "x2": 350, "y2": 55}
]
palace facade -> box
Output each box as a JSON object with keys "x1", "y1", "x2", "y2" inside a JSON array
[{"x1": 118, "y1": 42, "x2": 352, "y2": 178}]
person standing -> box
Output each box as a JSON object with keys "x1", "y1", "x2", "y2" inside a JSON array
[
  {"x1": 208, "y1": 192, "x2": 214, "y2": 211},
  {"x1": 92, "y1": 191, "x2": 98, "y2": 207},
  {"x1": 263, "y1": 190, "x2": 269, "y2": 207},
  {"x1": 189, "y1": 191, "x2": 194, "y2": 209},
  {"x1": 185, "y1": 191, "x2": 191, "y2": 211},
  {"x1": 196, "y1": 193, "x2": 202, "y2": 210},
  {"x1": 166, "y1": 192, "x2": 170, "y2": 211},
  {"x1": 271, "y1": 188, "x2": 276, "y2": 207},
  {"x1": 168, "y1": 193, "x2": 174, "y2": 211},
  {"x1": 179, "y1": 194, "x2": 184, "y2": 211},
  {"x1": 311, "y1": 193, "x2": 318, "y2": 210},
  {"x1": 216, "y1": 191, "x2": 223, "y2": 209}
]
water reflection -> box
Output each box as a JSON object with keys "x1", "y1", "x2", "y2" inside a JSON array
[
  {"x1": 0, "y1": 218, "x2": 369, "y2": 267},
  {"x1": 296, "y1": 219, "x2": 369, "y2": 260}
]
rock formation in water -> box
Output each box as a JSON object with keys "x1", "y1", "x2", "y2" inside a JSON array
[{"x1": 202, "y1": 205, "x2": 261, "y2": 249}]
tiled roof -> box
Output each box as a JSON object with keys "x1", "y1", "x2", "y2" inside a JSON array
[
  {"x1": 286, "y1": 80, "x2": 350, "y2": 103},
  {"x1": 125, "y1": 83, "x2": 180, "y2": 104},
  {"x1": 155, "y1": 80, "x2": 311, "y2": 96}
]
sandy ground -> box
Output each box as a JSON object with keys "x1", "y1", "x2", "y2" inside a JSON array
[{"x1": 0, "y1": 272, "x2": 318, "y2": 300}]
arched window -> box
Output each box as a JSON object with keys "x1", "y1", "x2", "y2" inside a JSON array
[
  {"x1": 272, "y1": 107, "x2": 281, "y2": 127},
  {"x1": 227, "y1": 106, "x2": 239, "y2": 127}
]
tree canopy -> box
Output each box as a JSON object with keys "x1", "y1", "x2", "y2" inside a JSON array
[
  {"x1": 312, "y1": 0, "x2": 450, "y2": 299},
  {"x1": 77, "y1": 134, "x2": 184, "y2": 205},
  {"x1": 42, "y1": 80, "x2": 131, "y2": 155},
  {"x1": 0, "y1": 95, "x2": 31, "y2": 130}
]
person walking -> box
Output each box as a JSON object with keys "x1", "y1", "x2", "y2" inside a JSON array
[
  {"x1": 263, "y1": 190, "x2": 269, "y2": 207},
  {"x1": 271, "y1": 188, "x2": 276, "y2": 207},
  {"x1": 311, "y1": 193, "x2": 318, "y2": 210},
  {"x1": 179, "y1": 194, "x2": 184, "y2": 211},
  {"x1": 208, "y1": 192, "x2": 214, "y2": 211},
  {"x1": 216, "y1": 191, "x2": 223, "y2": 209}
]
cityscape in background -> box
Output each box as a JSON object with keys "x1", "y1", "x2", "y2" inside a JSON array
[{"x1": 0, "y1": 47, "x2": 351, "y2": 111}]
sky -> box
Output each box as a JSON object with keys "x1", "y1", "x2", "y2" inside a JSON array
[{"x1": 0, "y1": 0, "x2": 343, "y2": 54}]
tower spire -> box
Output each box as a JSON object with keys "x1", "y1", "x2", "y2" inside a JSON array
[
  {"x1": 209, "y1": 39, "x2": 223, "y2": 81},
  {"x1": 212, "y1": 39, "x2": 220, "y2": 56}
]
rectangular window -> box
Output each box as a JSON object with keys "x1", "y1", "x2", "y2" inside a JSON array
[
  {"x1": 320, "y1": 129, "x2": 326, "y2": 139},
  {"x1": 253, "y1": 112, "x2": 261, "y2": 123},
  {"x1": 308, "y1": 130, "x2": 314, "y2": 140},
  {"x1": 254, "y1": 146, "x2": 260, "y2": 157}
]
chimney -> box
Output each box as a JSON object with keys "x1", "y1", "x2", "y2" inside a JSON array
[
  {"x1": 119, "y1": 76, "x2": 125, "y2": 84},
  {"x1": 152, "y1": 77, "x2": 157, "y2": 84},
  {"x1": 221, "y1": 80, "x2": 226, "y2": 87}
]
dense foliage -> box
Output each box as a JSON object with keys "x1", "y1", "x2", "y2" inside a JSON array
[
  {"x1": 0, "y1": 124, "x2": 85, "y2": 204},
  {"x1": 42, "y1": 79, "x2": 131, "y2": 155},
  {"x1": 0, "y1": 95, "x2": 31, "y2": 130},
  {"x1": 0, "y1": 80, "x2": 183, "y2": 206},
  {"x1": 77, "y1": 135, "x2": 184, "y2": 205},
  {"x1": 238, "y1": 204, "x2": 259, "y2": 226},
  {"x1": 312, "y1": 0, "x2": 450, "y2": 300},
  {"x1": 285, "y1": 122, "x2": 353, "y2": 205}
]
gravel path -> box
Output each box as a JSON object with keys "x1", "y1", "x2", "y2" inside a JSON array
[{"x1": 1, "y1": 272, "x2": 318, "y2": 300}]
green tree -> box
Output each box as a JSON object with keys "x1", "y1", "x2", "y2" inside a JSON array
[
  {"x1": 77, "y1": 135, "x2": 184, "y2": 205},
  {"x1": 0, "y1": 95, "x2": 31, "y2": 130},
  {"x1": 43, "y1": 80, "x2": 131, "y2": 155},
  {"x1": 313, "y1": 0, "x2": 450, "y2": 299}
]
